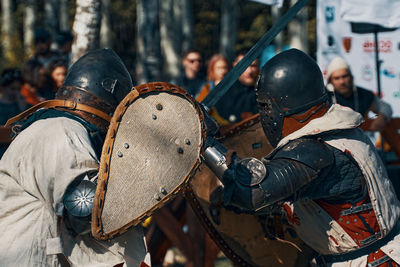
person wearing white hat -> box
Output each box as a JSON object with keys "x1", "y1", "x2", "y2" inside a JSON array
[{"x1": 327, "y1": 57, "x2": 392, "y2": 132}]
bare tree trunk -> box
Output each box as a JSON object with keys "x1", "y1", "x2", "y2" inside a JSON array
[
  {"x1": 180, "y1": 0, "x2": 194, "y2": 54},
  {"x1": 24, "y1": 0, "x2": 35, "y2": 57},
  {"x1": 59, "y1": 0, "x2": 69, "y2": 31},
  {"x1": 159, "y1": 0, "x2": 181, "y2": 81},
  {"x1": 45, "y1": 0, "x2": 59, "y2": 38},
  {"x1": 72, "y1": 0, "x2": 102, "y2": 63},
  {"x1": 220, "y1": 0, "x2": 238, "y2": 62},
  {"x1": 136, "y1": 0, "x2": 161, "y2": 83},
  {"x1": 288, "y1": 0, "x2": 308, "y2": 52},
  {"x1": 1, "y1": 0, "x2": 14, "y2": 62},
  {"x1": 100, "y1": 0, "x2": 112, "y2": 48},
  {"x1": 159, "y1": 0, "x2": 194, "y2": 82},
  {"x1": 271, "y1": 5, "x2": 284, "y2": 53}
]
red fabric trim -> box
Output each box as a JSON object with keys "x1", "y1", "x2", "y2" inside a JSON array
[
  {"x1": 367, "y1": 249, "x2": 395, "y2": 267},
  {"x1": 316, "y1": 196, "x2": 396, "y2": 266},
  {"x1": 316, "y1": 196, "x2": 380, "y2": 247}
]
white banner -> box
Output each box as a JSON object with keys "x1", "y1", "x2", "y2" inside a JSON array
[
  {"x1": 341, "y1": 0, "x2": 400, "y2": 28},
  {"x1": 317, "y1": 0, "x2": 400, "y2": 117}
]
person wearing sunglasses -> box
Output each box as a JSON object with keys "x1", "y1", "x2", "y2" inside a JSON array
[{"x1": 172, "y1": 50, "x2": 206, "y2": 97}]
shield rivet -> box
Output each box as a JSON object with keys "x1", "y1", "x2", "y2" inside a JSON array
[
  {"x1": 154, "y1": 194, "x2": 161, "y2": 201},
  {"x1": 117, "y1": 151, "x2": 123, "y2": 157},
  {"x1": 124, "y1": 143, "x2": 130, "y2": 149},
  {"x1": 177, "y1": 147, "x2": 184, "y2": 154},
  {"x1": 185, "y1": 139, "x2": 191, "y2": 145},
  {"x1": 160, "y1": 187, "x2": 167, "y2": 194},
  {"x1": 156, "y1": 104, "x2": 163, "y2": 110},
  {"x1": 152, "y1": 114, "x2": 157, "y2": 120}
]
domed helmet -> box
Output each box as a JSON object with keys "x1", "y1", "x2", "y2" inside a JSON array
[
  {"x1": 256, "y1": 49, "x2": 328, "y2": 147},
  {"x1": 56, "y1": 48, "x2": 133, "y2": 122}
]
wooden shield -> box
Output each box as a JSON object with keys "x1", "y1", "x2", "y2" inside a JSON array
[
  {"x1": 92, "y1": 82, "x2": 206, "y2": 240},
  {"x1": 185, "y1": 114, "x2": 313, "y2": 267}
]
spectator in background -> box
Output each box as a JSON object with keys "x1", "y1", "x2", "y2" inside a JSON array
[
  {"x1": 55, "y1": 31, "x2": 73, "y2": 67},
  {"x1": 28, "y1": 28, "x2": 60, "y2": 68},
  {"x1": 213, "y1": 49, "x2": 260, "y2": 125},
  {"x1": 48, "y1": 60, "x2": 68, "y2": 91},
  {"x1": 196, "y1": 54, "x2": 230, "y2": 102},
  {"x1": 327, "y1": 57, "x2": 392, "y2": 132},
  {"x1": 0, "y1": 69, "x2": 26, "y2": 125},
  {"x1": 172, "y1": 50, "x2": 206, "y2": 96},
  {"x1": 21, "y1": 59, "x2": 54, "y2": 106}
]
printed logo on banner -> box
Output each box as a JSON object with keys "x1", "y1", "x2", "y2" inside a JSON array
[
  {"x1": 363, "y1": 39, "x2": 392, "y2": 53},
  {"x1": 327, "y1": 35, "x2": 335, "y2": 46},
  {"x1": 361, "y1": 65, "x2": 373, "y2": 81},
  {"x1": 382, "y1": 67, "x2": 395, "y2": 78},
  {"x1": 342, "y1": 37, "x2": 352, "y2": 53},
  {"x1": 325, "y1": 6, "x2": 335, "y2": 23},
  {"x1": 322, "y1": 35, "x2": 339, "y2": 55}
]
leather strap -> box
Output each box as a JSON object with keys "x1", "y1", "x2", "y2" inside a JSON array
[{"x1": 5, "y1": 100, "x2": 112, "y2": 127}]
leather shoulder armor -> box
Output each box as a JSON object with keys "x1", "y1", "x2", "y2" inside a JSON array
[{"x1": 272, "y1": 138, "x2": 334, "y2": 171}]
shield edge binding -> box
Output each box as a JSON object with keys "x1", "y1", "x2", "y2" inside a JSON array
[
  {"x1": 184, "y1": 114, "x2": 262, "y2": 267},
  {"x1": 92, "y1": 82, "x2": 207, "y2": 240}
]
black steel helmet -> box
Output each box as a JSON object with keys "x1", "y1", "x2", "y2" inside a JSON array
[
  {"x1": 56, "y1": 48, "x2": 133, "y2": 117},
  {"x1": 256, "y1": 49, "x2": 328, "y2": 147}
]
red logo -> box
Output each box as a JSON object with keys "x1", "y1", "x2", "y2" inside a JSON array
[
  {"x1": 363, "y1": 39, "x2": 392, "y2": 53},
  {"x1": 342, "y1": 37, "x2": 352, "y2": 53}
]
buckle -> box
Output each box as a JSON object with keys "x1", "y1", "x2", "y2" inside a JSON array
[
  {"x1": 360, "y1": 232, "x2": 381, "y2": 246},
  {"x1": 340, "y1": 203, "x2": 373, "y2": 216},
  {"x1": 367, "y1": 255, "x2": 391, "y2": 267},
  {"x1": 63, "y1": 100, "x2": 77, "y2": 110}
]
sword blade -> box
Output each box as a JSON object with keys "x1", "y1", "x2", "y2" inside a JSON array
[{"x1": 202, "y1": 0, "x2": 308, "y2": 108}]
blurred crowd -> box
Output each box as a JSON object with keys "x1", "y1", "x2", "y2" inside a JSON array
[
  {"x1": 0, "y1": 28, "x2": 71, "y2": 125},
  {"x1": 1, "y1": 28, "x2": 394, "y2": 147},
  {"x1": 172, "y1": 49, "x2": 261, "y2": 127},
  {"x1": 173, "y1": 48, "x2": 393, "y2": 135}
]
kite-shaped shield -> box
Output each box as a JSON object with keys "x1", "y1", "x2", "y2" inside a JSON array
[
  {"x1": 92, "y1": 82, "x2": 206, "y2": 240},
  {"x1": 185, "y1": 114, "x2": 314, "y2": 266}
]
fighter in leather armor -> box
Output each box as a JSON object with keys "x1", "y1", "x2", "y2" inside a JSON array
[
  {"x1": 204, "y1": 49, "x2": 400, "y2": 266},
  {"x1": 0, "y1": 49, "x2": 150, "y2": 266}
]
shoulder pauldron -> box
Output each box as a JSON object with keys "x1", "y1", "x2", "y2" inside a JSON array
[{"x1": 272, "y1": 138, "x2": 334, "y2": 171}]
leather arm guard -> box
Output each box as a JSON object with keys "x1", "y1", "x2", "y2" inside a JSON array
[
  {"x1": 204, "y1": 138, "x2": 334, "y2": 214},
  {"x1": 63, "y1": 172, "x2": 97, "y2": 235}
]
